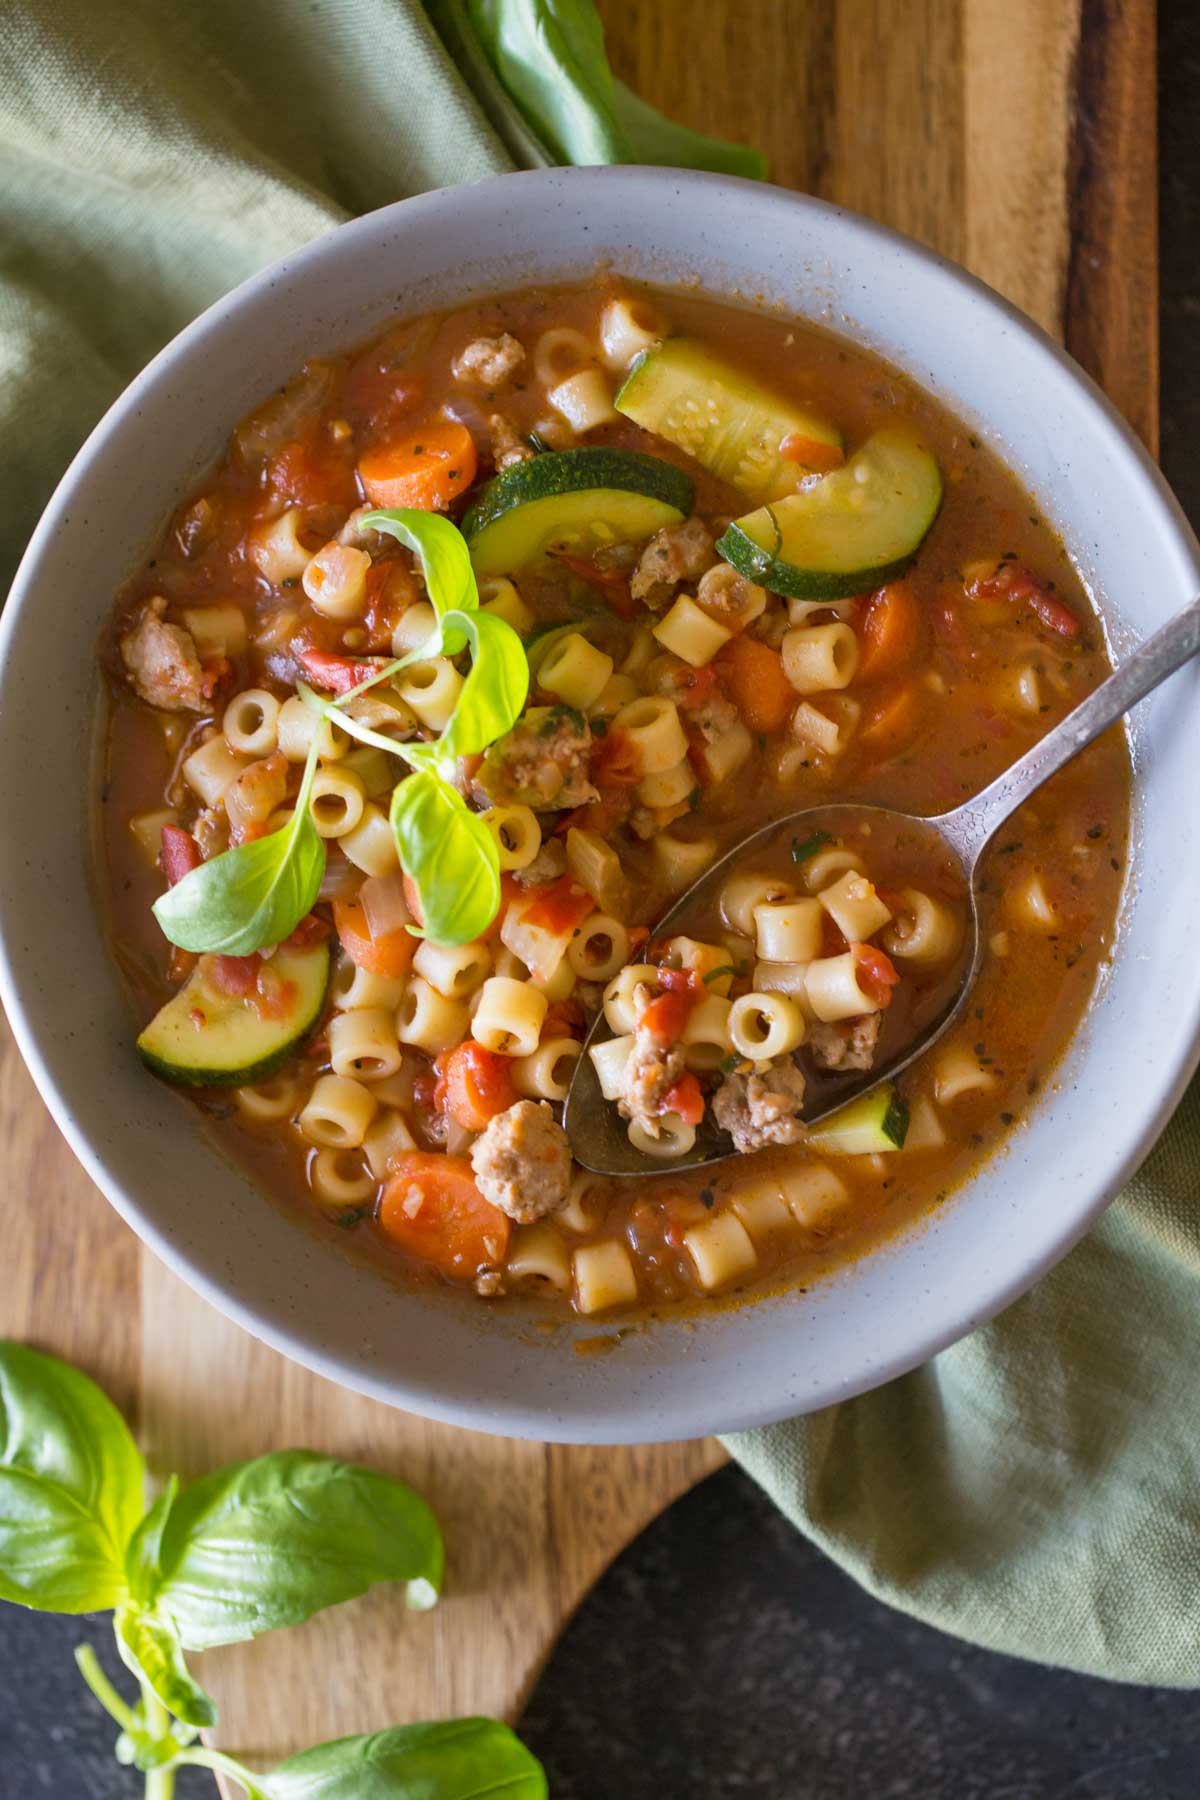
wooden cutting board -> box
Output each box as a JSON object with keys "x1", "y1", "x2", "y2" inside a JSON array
[{"x1": 0, "y1": 0, "x2": 1155, "y2": 1783}]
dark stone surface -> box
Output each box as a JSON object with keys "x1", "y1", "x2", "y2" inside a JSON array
[
  {"x1": 3, "y1": 2, "x2": 1198, "y2": 1794},
  {"x1": 519, "y1": 1466, "x2": 1200, "y2": 1799}
]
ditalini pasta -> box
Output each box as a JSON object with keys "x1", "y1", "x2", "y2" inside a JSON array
[{"x1": 103, "y1": 274, "x2": 1127, "y2": 1318}]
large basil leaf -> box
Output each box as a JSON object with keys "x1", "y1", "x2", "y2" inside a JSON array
[
  {"x1": 0, "y1": 1342, "x2": 144, "y2": 1613},
  {"x1": 461, "y1": 0, "x2": 765, "y2": 178},
  {"x1": 265, "y1": 1720, "x2": 546, "y2": 1800},
  {"x1": 390, "y1": 772, "x2": 501, "y2": 948},
  {"x1": 115, "y1": 1603, "x2": 217, "y2": 1730},
  {"x1": 151, "y1": 1451, "x2": 443, "y2": 1651},
  {"x1": 436, "y1": 608, "x2": 528, "y2": 760},
  {"x1": 152, "y1": 749, "x2": 325, "y2": 955}
]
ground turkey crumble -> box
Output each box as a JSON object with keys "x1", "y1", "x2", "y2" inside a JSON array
[
  {"x1": 712, "y1": 1057, "x2": 808, "y2": 1152},
  {"x1": 806, "y1": 1014, "x2": 882, "y2": 1072},
  {"x1": 119, "y1": 598, "x2": 212, "y2": 712},
  {"x1": 618, "y1": 1037, "x2": 686, "y2": 1137},
  {"x1": 470, "y1": 1100, "x2": 572, "y2": 1223},
  {"x1": 630, "y1": 517, "x2": 716, "y2": 606},
  {"x1": 489, "y1": 414, "x2": 535, "y2": 470},
  {"x1": 451, "y1": 332, "x2": 525, "y2": 388}
]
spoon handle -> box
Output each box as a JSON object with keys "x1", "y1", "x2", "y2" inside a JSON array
[{"x1": 939, "y1": 593, "x2": 1200, "y2": 866}]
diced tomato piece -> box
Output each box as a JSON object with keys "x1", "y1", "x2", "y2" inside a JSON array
[
  {"x1": 671, "y1": 663, "x2": 722, "y2": 712},
  {"x1": 161, "y1": 823, "x2": 201, "y2": 886},
  {"x1": 591, "y1": 728, "x2": 643, "y2": 787},
  {"x1": 821, "y1": 913, "x2": 848, "y2": 958},
  {"x1": 662, "y1": 1071, "x2": 705, "y2": 1125},
  {"x1": 542, "y1": 998, "x2": 587, "y2": 1039},
  {"x1": 639, "y1": 974, "x2": 700, "y2": 1045},
  {"x1": 780, "y1": 432, "x2": 844, "y2": 473},
  {"x1": 283, "y1": 912, "x2": 331, "y2": 949},
  {"x1": 378, "y1": 1153, "x2": 511, "y2": 1283},
  {"x1": 522, "y1": 876, "x2": 595, "y2": 935},
  {"x1": 297, "y1": 647, "x2": 389, "y2": 695},
  {"x1": 852, "y1": 944, "x2": 900, "y2": 1008},
  {"x1": 208, "y1": 953, "x2": 263, "y2": 998},
  {"x1": 266, "y1": 436, "x2": 357, "y2": 511},
  {"x1": 965, "y1": 561, "x2": 1082, "y2": 640},
  {"x1": 550, "y1": 551, "x2": 636, "y2": 618},
  {"x1": 434, "y1": 1042, "x2": 518, "y2": 1133}
]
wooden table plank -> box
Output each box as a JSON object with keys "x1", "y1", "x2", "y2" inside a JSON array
[{"x1": 0, "y1": 0, "x2": 1156, "y2": 1783}]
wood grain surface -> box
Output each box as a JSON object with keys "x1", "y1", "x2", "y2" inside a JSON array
[{"x1": 0, "y1": 0, "x2": 1156, "y2": 1786}]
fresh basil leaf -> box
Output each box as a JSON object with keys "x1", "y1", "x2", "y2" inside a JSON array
[
  {"x1": 152, "y1": 748, "x2": 326, "y2": 955},
  {"x1": 359, "y1": 509, "x2": 478, "y2": 636},
  {"x1": 264, "y1": 1719, "x2": 546, "y2": 1800},
  {"x1": 0, "y1": 1342, "x2": 144, "y2": 1614},
  {"x1": 462, "y1": 0, "x2": 764, "y2": 178},
  {"x1": 610, "y1": 78, "x2": 767, "y2": 180},
  {"x1": 115, "y1": 1603, "x2": 217, "y2": 1730},
  {"x1": 390, "y1": 772, "x2": 501, "y2": 948},
  {"x1": 436, "y1": 608, "x2": 528, "y2": 760},
  {"x1": 152, "y1": 1451, "x2": 443, "y2": 1652},
  {"x1": 124, "y1": 1474, "x2": 177, "y2": 1604}
]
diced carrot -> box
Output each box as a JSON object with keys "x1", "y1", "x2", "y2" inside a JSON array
[
  {"x1": 434, "y1": 1042, "x2": 517, "y2": 1133},
  {"x1": 780, "y1": 432, "x2": 844, "y2": 473},
  {"x1": 852, "y1": 944, "x2": 899, "y2": 1008},
  {"x1": 522, "y1": 876, "x2": 594, "y2": 935},
  {"x1": 378, "y1": 1153, "x2": 511, "y2": 1282},
  {"x1": 358, "y1": 418, "x2": 478, "y2": 512},
  {"x1": 717, "y1": 635, "x2": 794, "y2": 734},
  {"x1": 662, "y1": 1071, "x2": 705, "y2": 1125},
  {"x1": 161, "y1": 823, "x2": 201, "y2": 886},
  {"x1": 856, "y1": 580, "x2": 923, "y2": 682},
  {"x1": 333, "y1": 894, "x2": 416, "y2": 978},
  {"x1": 858, "y1": 680, "x2": 924, "y2": 753}
]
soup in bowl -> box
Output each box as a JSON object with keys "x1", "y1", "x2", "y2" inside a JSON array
[{"x1": 1, "y1": 169, "x2": 1197, "y2": 1440}]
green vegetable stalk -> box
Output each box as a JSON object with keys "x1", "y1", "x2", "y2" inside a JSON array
[{"x1": 0, "y1": 1341, "x2": 545, "y2": 1798}]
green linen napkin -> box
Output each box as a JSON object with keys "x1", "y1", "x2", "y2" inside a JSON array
[{"x1": 3, "y1": 0, "x2": 1198, "y2": 1694}]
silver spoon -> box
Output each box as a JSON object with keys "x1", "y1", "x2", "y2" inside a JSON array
[{"x1": 565, "y1": 594, "x2": 1200, "y2": 1177}]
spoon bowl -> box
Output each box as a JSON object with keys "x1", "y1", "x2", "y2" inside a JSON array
[{"x1": 565, "y1": 593, "x2": 1200, "y2": 1177}]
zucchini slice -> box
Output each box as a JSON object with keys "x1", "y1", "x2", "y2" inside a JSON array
[
  {"x1": 717, "y1": 428, "x2": 942, "y2": 601},
  {"x1": 137, "y1": 942, "x2": 330, "y2": 1088},
  {"x1": 463, "y1": 448, "x2": 693, "y2": 577},
  {"x1": 614, "y1": 337, "x2": 843, "y2": 503},
  {"x1": 805, "y1": 1082, "x2": 910, "y2": 1155}
]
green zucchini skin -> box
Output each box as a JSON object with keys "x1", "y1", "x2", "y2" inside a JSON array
[
  {"x1": 615, "y1": 337, "x2": 843, "y2": 501},
  {"x1": 717, "y1": 428, "x2": 943, "y2": 601},
  {"x1": 805, "y1": 1082, "x2": 910, "y2": 1155},
  {"x1": 137, "y1": 942, "x2": 331, "y2": 1089},
  {"x1": 463, "y1": 447, "x2": 693, "y2": 576}
]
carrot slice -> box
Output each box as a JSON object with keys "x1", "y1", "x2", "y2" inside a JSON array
[
  {"x1": 858, "y1": 680, "x2": 923, "y2": 753},
  {"x1": 717, "y1": 636, "x2": 794, "y2": 734},
  {"x1": 378, "y1": 1153, "x2": 511, "y2": 1282},
  {"x1": 434, "y1": 1042, "x2": 517, "y2": 1133},
  {"x1": 856, "y1": 580, "x2": 923, "y2": 682},
  {"x1": 332, "y1": 894, "x2": 416, "y2": 978},
  {"x1": 358, "y1": 418, "x2": 478, "y2": 512}
]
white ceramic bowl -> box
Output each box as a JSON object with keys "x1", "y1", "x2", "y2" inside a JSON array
[{"x1": 2, "y1": 168, "x2": 1198, "y2": 1443}]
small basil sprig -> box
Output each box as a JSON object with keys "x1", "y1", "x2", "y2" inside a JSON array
[
  {"x1": 153, "y1": 509, "x2": 528, "y2": 957},
  {"x1": 0, "y1": 1342, "x2": 544, "y2": 1799}
]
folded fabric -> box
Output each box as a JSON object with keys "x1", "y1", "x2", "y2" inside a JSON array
[{"x1": 2, "y1": 0, "x2": 1196, "y2": 1693}]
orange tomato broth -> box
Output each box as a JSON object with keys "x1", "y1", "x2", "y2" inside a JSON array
[{"x1": 99, "y1": 278, "x2": 1129, "y2": 1318}]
